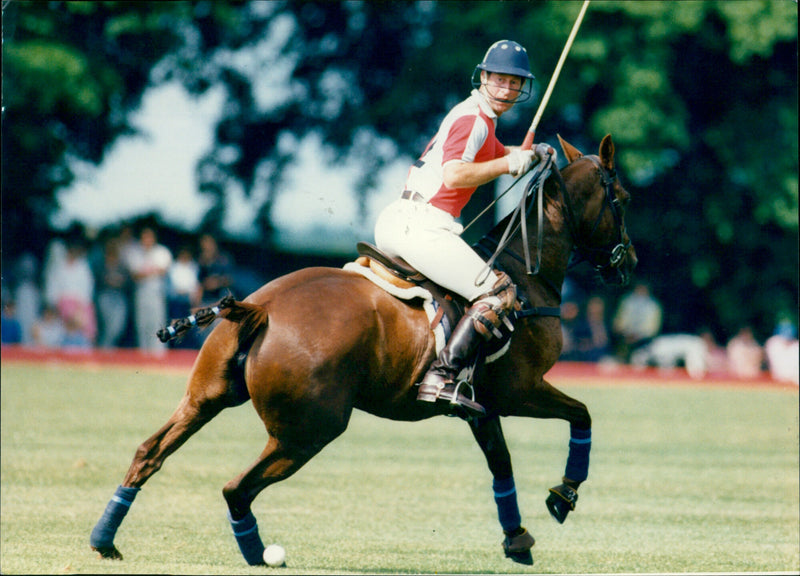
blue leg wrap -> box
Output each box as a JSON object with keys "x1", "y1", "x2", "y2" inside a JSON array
[
  {"x1": 90, "y1": 485, "x2": 140, "y2": 549},
  {"x1": 564, "y1": 426, "x2": 591, "y2": 483},
  {"x1": 228, "y1": 510, "x2": 265, "y2": 566},
  {"x1": 493, "y1": 476, "x2": 522, "y2": 532}
]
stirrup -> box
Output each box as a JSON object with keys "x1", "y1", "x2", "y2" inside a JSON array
[
  {"x1": 417, "y1": 379, "x2": 486, "y2": 419},
  {"x1": 439, "y1": 379, "x2": 486, "y2": 419},
  {"x1": 451, "y1": 378, "x2": 476, "y2": 404}
]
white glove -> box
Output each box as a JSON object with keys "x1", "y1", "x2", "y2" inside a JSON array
[
  {"x1": 506, "y1": 149, "x2": 537, "y2": 177},
  {"x1": 534, "y1": 143, "x2": 556, "y2": 163}
]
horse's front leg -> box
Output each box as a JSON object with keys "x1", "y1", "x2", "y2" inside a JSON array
[
  {"x1": 517, "y1": 377, "x2": 592, "y2": 524},
  {"x1": 469, "y1": 416, "x2": 535, "y2": 565}
]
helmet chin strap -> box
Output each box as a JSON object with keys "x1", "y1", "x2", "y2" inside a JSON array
[
  {"x1": 478, "y1": 81, "x2": 526, "y2": 106},
  {"x1": 484, "y1": 90, "x2": 522, "y2": 105},
  {"x1": 472, "y1": 69, "x2": 532, "y2": 105}
]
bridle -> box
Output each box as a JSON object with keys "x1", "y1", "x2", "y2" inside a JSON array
[
  {"x1": 475, "y1": 152, "x2": 632, "y2": 288},
  {"x1": 564, "y1": 155, "x2": 632, "y2": 285}
]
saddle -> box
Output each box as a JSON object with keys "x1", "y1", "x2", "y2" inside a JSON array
[
  {"x1": 355, "y1": 242, "x2": 467, "y2": 339},
  {"x1": 354, "y1": 242, "x2": 519, "y2": 365}
]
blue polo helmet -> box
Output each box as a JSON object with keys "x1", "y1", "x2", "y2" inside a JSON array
[{"x1": 472, "y1": 40, "x2": 535, "y2": 102}]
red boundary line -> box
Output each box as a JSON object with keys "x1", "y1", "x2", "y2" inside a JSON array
[
  {"x1": 1, "y1": 344, "x2": 796, "y2": 391},
  {"x1": 1, "y1": 344, "x2": 197, "y2": 371}
]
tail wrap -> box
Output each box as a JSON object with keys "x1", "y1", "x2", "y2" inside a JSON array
[
  {"x1": 158, "y1": 296, "x2": 236, "y2": 343},
  {"x1": 158, "y1": 295, "x2": 269, "y2": 344}
]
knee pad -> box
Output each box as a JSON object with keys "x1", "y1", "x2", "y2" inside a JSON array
[
  {"x1": 488, "y1": 271, "x2": 518, "y2": 312},
  {"x1": 469, "y1": 272, "x2": 518, "y2": 340}
]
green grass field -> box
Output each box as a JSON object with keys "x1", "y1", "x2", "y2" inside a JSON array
[{"x1": 1, "y1": 362, "x2": 798, "y2": 574}]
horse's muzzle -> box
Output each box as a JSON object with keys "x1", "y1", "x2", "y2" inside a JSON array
[{"x1": 599, "y1": 243, "x2": 637, "y2": 287}]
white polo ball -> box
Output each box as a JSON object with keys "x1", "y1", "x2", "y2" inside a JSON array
[{"x1": 263, "y1": 544, "x2": 286, "y2": 567}]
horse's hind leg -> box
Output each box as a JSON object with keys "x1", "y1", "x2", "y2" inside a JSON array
[
  {"x1": 90, "y1": 346, "x2": 245, "y2": 559},
  {"x1": 90, "y1": 394, "x2": 228, "y2": 559},
  {"x1": 469, "y1": 416, "x2": 535, "y2": 565},
  {"x1": 223, "y1": 406, "x2": 351, "y2": 565}
]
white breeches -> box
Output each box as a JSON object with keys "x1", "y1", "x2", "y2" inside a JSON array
[{"x1": 374, "y1": 198, "x2": 499, "y2": 302}]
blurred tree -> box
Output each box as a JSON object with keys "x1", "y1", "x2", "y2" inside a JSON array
[
  {"x1": 2, "y1": 0, "x2": 796, "y2": 340},
  {"x1": 2, "y1": 0, "x2": 247, "y2": 257}
]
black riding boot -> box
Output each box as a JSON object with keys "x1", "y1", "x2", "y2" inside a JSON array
[{"x1": 417, "y1": 314, "x2": 486, "y2": 418}]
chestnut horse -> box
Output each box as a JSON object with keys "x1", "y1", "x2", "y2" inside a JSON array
[{"x1": 90, "y1": 135, "x2": 637, "y2": 566}]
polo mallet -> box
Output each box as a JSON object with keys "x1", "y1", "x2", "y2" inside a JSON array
[{"x1": 521, "y1": 0, "x2": 591, "y2": 150}]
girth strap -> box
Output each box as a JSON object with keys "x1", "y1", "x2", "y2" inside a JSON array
[{"x1": 514, "y1": 306, "x2": 561, "y2": 319}]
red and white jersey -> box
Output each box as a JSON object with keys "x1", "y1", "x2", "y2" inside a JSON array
[{"x1": 404, "y1": 90, "x2": 507, "y2": 217}]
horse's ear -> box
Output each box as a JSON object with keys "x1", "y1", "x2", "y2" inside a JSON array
[
  {"x1": 557, "y1": 134, "x2": 583, "y2": 163},
  {"x1": 599, "y1": 134, "x2": 615, "y2": 171}
]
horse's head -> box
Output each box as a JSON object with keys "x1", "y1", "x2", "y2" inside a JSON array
[{"x1": 557, "y1": 134, "x2": 637, "y2": 287}]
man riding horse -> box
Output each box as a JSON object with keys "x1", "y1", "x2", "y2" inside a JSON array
[{"x1": 374, "y1": 40, "x2": 549, "y2": 418}]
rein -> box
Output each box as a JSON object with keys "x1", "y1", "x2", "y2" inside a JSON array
[{"x1": 474, "y1": 153, "x2": 555, "y2": 286}]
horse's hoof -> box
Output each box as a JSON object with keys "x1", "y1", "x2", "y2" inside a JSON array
[
  {"x1": 505, "y1": 549, "x2": 533, "y2": 565},
  {"x1": 546, "y1": 483, "x2": 578, "y2": 524},
  {"x1": 92, "y1": 545, "x2": 123, "y2": 560},
  {"x1": 503, "y1": 527, "x2": 535, "y2": 565}
]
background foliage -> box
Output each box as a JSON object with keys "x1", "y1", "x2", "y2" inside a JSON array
[{"x1": 2, "y1": 0, "x2": 797, "y2": 339}]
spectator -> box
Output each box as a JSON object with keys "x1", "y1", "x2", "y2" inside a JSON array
[
  {"x1": 167, "y1": 245, "x2": 202, "y2": 349},
  {"x1": 612, "y1": 281, "x2": 662, "y2": 362},
  {"x1": 1, "y1": 298, "x2": 23, "y2": 344},
  {"x1": 764, "y1": 320, "x2": 799, "y2": 385},
  {"x1": 699, "y1": 329, "x2": 729, "y2": 377},
  {"x1": 62, "y1": 314, "x2": 93, "y2": 350},
  {"x1": 31, "y1": 305, "x2": 65, "y2": 348},
  {"x1": 559, "y1": 300, "x2": 582, "y2": 361},
  {"x1": 726, "y1": 326, "x2": 764, "y2": 379},
  {"x1": 12, "y1": 252, "x2": 41, "y2": 344},
  {"x1": 85, "y1": 226, "x2": 106, "y2": 282},
  {"x1": 126, "y1": 226, "x2": 172, "y2": 354},
  {"x1": 195, "y1": 234, "x2": 234, "y2": 345},
  {"x1": 630, "y1": 332, "x2": 711, "y2": 379},
  {"x1": 44, "y1": 231, "x2": 97, "y2": 345},
  {"x1": 43, "y1": 235, "x2": 67, "y2": 304},
  {"x1": 116, "y1": 222, "x2": 139, "y2": 263},
  {"x1": 561, "y1": 277, "x2": 582, "y2": 307},
  {"x1": 197, "y1": 233, "x2": 234, "y2": 305},
  {"x1": 574, "y1": 295, "x2": 612, "y2": 363},
  {"x1": 96, "y1": 235, "x2": 131, "y2": 349}
]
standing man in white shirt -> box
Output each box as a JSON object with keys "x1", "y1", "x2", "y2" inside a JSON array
[{"x1": 126, "y1": 225, "x2": 173, "y2": 355}]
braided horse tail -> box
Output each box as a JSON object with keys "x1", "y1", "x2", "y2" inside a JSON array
[{"x1": 157, "y1": 295, "x2": 268, "y2": 346}]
